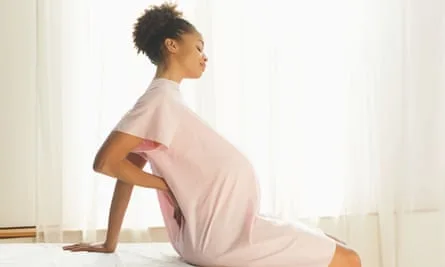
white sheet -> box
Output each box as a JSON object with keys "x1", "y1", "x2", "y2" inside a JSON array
[{"x1": 0, "y1": 243, "x2": 193, "y2": 267}]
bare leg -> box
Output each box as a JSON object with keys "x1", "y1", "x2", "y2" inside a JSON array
[{"x1": 328, "y1": 243, "x2": 361, "y2": 267}]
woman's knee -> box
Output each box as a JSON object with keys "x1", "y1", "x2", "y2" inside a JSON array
[
  {"x1": 329, "y1": 244, "x2": 361, "y2": 267},
  {"x1": 347, "y1": 249, "x2": 361, "y2": 267}
]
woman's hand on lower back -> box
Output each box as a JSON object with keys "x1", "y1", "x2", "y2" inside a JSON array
[
  {"x1": 173, "y1": 204, "x2": 184, "y2": 227},
  {"x1": 167, "y1": 189, "x2": 184, "y2": 227},
  {"x1": 62, "y1": 242, "x2": 115, "y2": 253}
]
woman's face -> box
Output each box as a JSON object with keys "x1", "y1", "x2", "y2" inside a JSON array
[{"x1": 166, "y1": 31, "x2": 208, "y2": 79}]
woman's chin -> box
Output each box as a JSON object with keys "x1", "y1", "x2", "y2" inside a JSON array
[{"x1": 187, "y1": 71, "x2": 204, "y2": 79}]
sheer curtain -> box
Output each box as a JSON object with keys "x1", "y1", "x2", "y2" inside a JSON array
[
  {"x1": 36, "y1": 0, "x2": 445, "y2": 266},
  {"x1": 36, "y1": 0, "x2": 179, "y2": 242}
]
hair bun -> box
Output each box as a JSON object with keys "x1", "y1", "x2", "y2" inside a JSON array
[
  {"x1": 133, "y1": 3, "x2": 183, "y2": 45},
  {"x1": 133, "y1": 2, "x2": 194, "y2": 64},
  {"x1": 153, "y1": 2, "x2": 183, "y2": 21}
]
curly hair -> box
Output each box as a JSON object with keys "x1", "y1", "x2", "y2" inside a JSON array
[{"x1": 132, "y1": 2, "x2": 196, "y2": 65}]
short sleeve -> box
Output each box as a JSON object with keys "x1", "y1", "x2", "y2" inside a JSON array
[{"x1": 113, "y1": 88, "x2": 181, "y2": 148}]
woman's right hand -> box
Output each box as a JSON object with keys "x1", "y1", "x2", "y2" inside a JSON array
[
  {"x1": 62, "y1": 242, "x2": 115, "y2": 253},
  {"x1": 167, "y1": 189, "x2": 183, "y2": 227}
]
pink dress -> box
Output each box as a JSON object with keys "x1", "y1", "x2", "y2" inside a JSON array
[{"x1": 114, "y1": 78, "x2": 336, "y2": 267}]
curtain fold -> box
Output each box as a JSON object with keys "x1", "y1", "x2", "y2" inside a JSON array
[
  {"x1": 36, "y1": 0, "x2": 64, "y2": 243},
  {"x1": 35, "y1": 0, "x2": 444, "y2": 266}
]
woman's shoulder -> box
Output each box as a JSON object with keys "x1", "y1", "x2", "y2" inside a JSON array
[
  {"x1": 130, "y1": 85, "x2": 184, "y2": 115},
  {"x1": 136, "y1": 86, "x2": 174, "y2": 105},
  {"x1": 141, "y1": 79, "x2": 181, "y2": 101}
]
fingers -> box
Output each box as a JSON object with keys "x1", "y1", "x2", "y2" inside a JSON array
[
  {"x1": 173, "y1": 208, "x2": 184, "y2": 227},
  {"x1": 62, "y1": 243, "x2": 106, "y2": 253},
  {"x1": 62, "y1": 245, "x2": 75, "y2": 250},
  {"x1": 62, "y1": 243, "x2": 85, "y2": 250},
  {"x1": 174, "y1": 211, "x2": 180, "y2": 226},
  {"x1": 63, "y1": 244, "x2": 87, "y2": 252},
  {"x1": 70, "y1": 246, "x2": 89, "y2": 252}
]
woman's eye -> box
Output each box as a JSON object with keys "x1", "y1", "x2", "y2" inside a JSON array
[{"x1": 197, "y1": 47, "x2": 202, "y2": 52}]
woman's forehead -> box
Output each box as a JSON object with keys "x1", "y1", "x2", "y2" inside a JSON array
[{"x1": 184, "y1": 31, "x2": 204, "y2": 43}]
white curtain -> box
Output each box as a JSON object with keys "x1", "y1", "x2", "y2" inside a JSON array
[{"x1": 36, "y1": 0, "x2": 445, "y2": 266}]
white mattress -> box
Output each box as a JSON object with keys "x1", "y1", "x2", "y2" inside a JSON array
[{"x1": 0, "y1": 243, "x2": 193, "y2": 267}]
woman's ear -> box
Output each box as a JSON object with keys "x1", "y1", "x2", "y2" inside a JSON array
[{"x1": 164, "y1": 38, "x2": 179, "y2": 54}]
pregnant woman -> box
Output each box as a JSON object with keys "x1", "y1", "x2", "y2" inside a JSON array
[{"x1": 63, "y1": 3, "x2": 361, "y2": 267}]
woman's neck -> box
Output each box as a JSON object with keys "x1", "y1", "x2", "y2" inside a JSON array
[{"x1": 154, "y1": 64, "x2": 183, "y2": 84}]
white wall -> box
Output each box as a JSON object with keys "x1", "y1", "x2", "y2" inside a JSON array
[{"x1": 0, "y1": 0, "x2": 37, "y2": 227}]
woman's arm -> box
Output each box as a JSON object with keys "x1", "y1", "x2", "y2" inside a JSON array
[
  {"x1": 63, "y1": 152, "x2": 147, "y2": 253},
  {"x1": 104, "y1": 152, "x2": 146, "y2": 251},
  {"x1": 93, "y1": 131, "x2": 168, "y2": 191}
]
